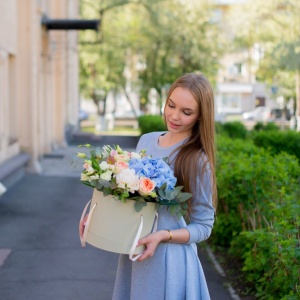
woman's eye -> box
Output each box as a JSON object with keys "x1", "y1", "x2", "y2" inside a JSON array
[
  {"x1": 183, "y1": 111, "x2": 192, "y2": 116},
  {"x1": 168, "y1": 104, "x2": 175, "y2": 108}
]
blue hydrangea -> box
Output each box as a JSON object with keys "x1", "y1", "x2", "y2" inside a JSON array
[{"x1": 129, "y1": 157, "x2": 177, "y2": 190}]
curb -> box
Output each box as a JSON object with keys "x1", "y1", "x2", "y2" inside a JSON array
[{"x1": 205, "y1": 246, "x2": 241, "y2": 300}]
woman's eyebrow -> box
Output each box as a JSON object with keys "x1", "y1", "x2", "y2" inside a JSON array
[{"x1": 168, "y1": 98, "x2": 195, "y2": 112}]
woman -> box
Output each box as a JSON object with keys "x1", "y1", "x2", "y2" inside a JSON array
[{"x1": 112, "y1": 72, "x2": 217, "y2": 299}]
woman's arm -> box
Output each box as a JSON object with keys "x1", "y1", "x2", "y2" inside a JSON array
[
  {"x1": 185, "y1": 163, "x2": 215, "y2": 244},
  {"x1": 137, "y1": 227, "x2": 190, "y2": 261}
]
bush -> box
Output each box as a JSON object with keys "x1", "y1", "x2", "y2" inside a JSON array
[
  {"x1": 214, "y1": 135, "x2": 300, "y2": 247},
  {"x1": 219, "y1": 121, "x2": 248, "y2": 139},
  {"x1": 213, "y1": 135, "x2": 300, "y2": 299},
  {"x1": 138, "y1": 115, "x2": 166, "y2": 135},
  {"x1": 252, "y1": 122, "x2": 279, "y2": 132},
  {"x1": 251, "y1": 130, "x2": 300, "y2": 161},
  {"x1": 229, "y1": 190, "x2": 300, "y2": 299},
  {"x1": 216, "y1": 135, "x2": 262, "y2": 157}
]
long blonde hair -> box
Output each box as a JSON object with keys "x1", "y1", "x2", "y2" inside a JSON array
[{"x1": 165, "y1": 73, "x2": 217, "y2": 210}]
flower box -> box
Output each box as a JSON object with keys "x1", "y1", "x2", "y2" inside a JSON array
[{"x1": 80, "y1": 189, "x2": 158, "y2": 259}]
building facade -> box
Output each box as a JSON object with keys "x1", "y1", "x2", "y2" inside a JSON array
[
  {"x1": 0, "y1": 0, "x2": 79, "y2": 188},
  {"x1": 214, "y1": 0, "x2": 275, "y2": 120}
]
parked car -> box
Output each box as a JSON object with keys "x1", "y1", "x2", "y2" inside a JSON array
[
  {"x1": 270, "y1": 108, "x2": 291, "y2": 121},
  {"x1": 242, "y1": 106, "x2": 271, "y2": 122}
]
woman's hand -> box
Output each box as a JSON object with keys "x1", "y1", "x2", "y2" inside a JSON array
[
  {"x1": 137, "y1": 230, "x2": 169, "y2": 262},
  {"x1": 79, "y1": 214, "x2": 89, "y2": 238}
]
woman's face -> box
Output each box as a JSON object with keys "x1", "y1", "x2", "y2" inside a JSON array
[{"x1": 164, "y1": 87, "x2": 200, "y2": 136}]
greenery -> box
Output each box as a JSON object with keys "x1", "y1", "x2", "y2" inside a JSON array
[
  {"x1": 251, "y1": 130, "x2": 300, "y2": 161},
  {"x1": 227, "y1": 0, "x2": 300, "y2": 126},
  {"x1": 217, "y1": 121, "x2": 248, "y2": 139},
  {"x1": 252, "y1": 122, "x2": 279, "y2": 132},
  {"x1": 79, "y1": 0, "x2": 224, "y2": 116},
  {"x1": 213, "y1": 132, "x2": 300, "y2": 299},
  {"x1": 138, "y1": 115, "x2": 166, "y2": 135}
]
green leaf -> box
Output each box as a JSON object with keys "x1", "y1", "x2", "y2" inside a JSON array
[
  {"x1": 95, "y1": 181, "x2": 103, "y2": 190},
  {"x1": 80, "y1": 180, "x2": 94, "y2": 188},
  {"x1": 91, "y1": 157, "x2": 100, "y2": 171},
  {"x1": 177, "y1": 192, "x2": 192, "y2": 203},
  {"x1": 103, "y1": 187, "x2": 112, "y2": 196},
  {"x1": 134, "y1": 200, "x2": 147, "y2": 212}
]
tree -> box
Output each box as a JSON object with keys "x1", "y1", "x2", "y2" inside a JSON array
[
  {"x1": 228, "y1": 0, "x2": 300, "y2": 128},
  {"x1": 79, "y1": 0, "x2": 224, "y2": 120}
]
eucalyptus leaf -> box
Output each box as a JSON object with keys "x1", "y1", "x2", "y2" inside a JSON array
[
  {"x1": 177, "y1": 192, "x2": 192, "y2": 203},
  {"x1": 103, "y1": 187, "x2": 112, "y2": 196},
  {"x1": 95, "y1": 181, "x2": 103, "y2": 190},
  {"x1": 99, "y1": 179, "x2": 111, "y2": 188},
  {"x1": 134, "y1": 200, "x2": 147, "y2": 212},
  {"x1": 80, "y1": 180, "x2": 94, "y2": 188}
]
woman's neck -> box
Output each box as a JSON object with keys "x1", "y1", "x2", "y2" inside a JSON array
[{"x1": 159, "y1": 131, "x2": 189, "y2": 148}]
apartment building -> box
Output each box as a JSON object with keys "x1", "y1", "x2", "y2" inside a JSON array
[
  {"x1": 0, "y1": 0, "x2": 79, "y2": 188},
  {"x1": 214, "y1": 0, "x2": 273, "y2": 119}
]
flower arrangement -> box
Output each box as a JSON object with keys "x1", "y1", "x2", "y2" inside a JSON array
[{"x1": 76, "y1": 144, "x2": 191, "y2": 217}]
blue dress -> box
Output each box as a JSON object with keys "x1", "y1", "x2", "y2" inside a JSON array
[{"x1": 112, "y1": 132, "x2": 215, "y2": 300}]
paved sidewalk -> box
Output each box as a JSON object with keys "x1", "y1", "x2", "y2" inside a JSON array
[{"x1": 0, "y1": 135, "x2": 235, "y2": 300}]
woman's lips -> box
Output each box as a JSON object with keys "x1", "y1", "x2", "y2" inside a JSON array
[{"x1": 168, "y1": 121, "x2": 180, "y2": 129}]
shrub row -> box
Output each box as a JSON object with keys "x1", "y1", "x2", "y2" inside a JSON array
[
  {"x1": 213, "y1": 135, "x2": 300, "y2": 299},
  {"x1": 217, "y1": 121, "x2": 300, "y2": 161},
  {"x1": 138, "y1": 115, "x2": 166, "y2": 135}
]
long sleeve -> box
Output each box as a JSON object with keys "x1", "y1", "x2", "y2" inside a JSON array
[{"x1": 185, "y1": 161, "x2": 215, "y2": 244}]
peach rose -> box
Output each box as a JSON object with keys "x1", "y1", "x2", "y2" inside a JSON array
[
  {"x1": 138, "y1": 177, "x2": 156, "y2": 196},
  {"x1": 114, "y1": 153, "x2": 131, "y2": 162},
  {"x1": 114, "y1": 161, "x2": 129, "y2": 174}
]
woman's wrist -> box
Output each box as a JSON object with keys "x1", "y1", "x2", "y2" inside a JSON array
[{"x1": 159, "y1": 229, "x2": 172, "y2": 243}]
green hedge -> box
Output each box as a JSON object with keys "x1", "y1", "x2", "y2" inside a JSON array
[
  {"x1": 138, "y1": 115, "x2": 166, "y2": 135},
  {"x1": 252, "y1": 121, "x2": 279, "y2": 132},
  {"x1": 251, "y1": 130, "x2": 300, "y2": 161},
  {"x1": 213, "y1": 135, "x2": 300, "y2": 299},
  {"x1": 229, "y1": 190, "x2": 300, "y2": 299},
  {"x1": 217, "y1": 121, "x2": 248, "y2": 139}
]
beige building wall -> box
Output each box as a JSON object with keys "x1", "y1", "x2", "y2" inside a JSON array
[{"x1": 0, "y1": 0, "x2": 79, "y2": 173}]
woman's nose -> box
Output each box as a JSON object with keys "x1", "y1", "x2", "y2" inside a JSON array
[{"x1": 171, "y1": 110, "x2": 180, "y2": 120}]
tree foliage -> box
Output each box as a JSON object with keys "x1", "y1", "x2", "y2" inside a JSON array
[
  {"x1": 227, "y1": 0, "x2": 300, "y2": 110},
  {"x1": 79, "y1": 0, "x2": 224, "y2": 108}
]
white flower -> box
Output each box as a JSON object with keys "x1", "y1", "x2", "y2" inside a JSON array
[
  {"x1": 113, "y1": 161, "x2": 129, "y2": 174},
  {"x1": 100, "y1": 170, "x2": 113, "y2": 181},
  {"x1": 99, "y1": 161, "x2": 109, "y2": 170},
  {"x1": 130, "y1": 152, "x2": 141, "y2": 159},
  {"x1": 89, "y1": 174, "x2": 100, "y2": 180},
  {"x1": 102, "y1": 145, "x2": 112, "y2": 158},
  {"x1": 81, "y1": 173, "x2": 90, "y2": 181},
  {"x1": 114, "y1": 153, "x2": 131, "y2": 162},
  {"x1": 116, "y1": 169, "x2": 140, "y2": 193},
  {"x1": 86, "y1": 166, "x2": 95, "y2": 175}
]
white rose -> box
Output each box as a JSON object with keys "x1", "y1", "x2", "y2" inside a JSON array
[
  {"x1": 100, "y1": 170, "x2": 113, "y2": 181},
  {"x1": 86, "y1": 165, "x2": 95, "y2": 175},
  {"x1": 116, "y1": 169, "x2": 140, "y2": 193},
  {"x1": 99, "y1": 161, "x2": 109, "y2": 170},
  {"x1": 89, "y1": 174, "x2": 100, "y2": 180},
  {"x1": 130, "y1": 152, "x2": 141, "y2": 159},
  {"x1": 81, "y1": 173, "x2": 90, "y2": 181}
]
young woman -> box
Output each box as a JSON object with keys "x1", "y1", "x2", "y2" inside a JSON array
[{"x1": 112, "y1": 72, "x2": 217, "y2": 299}]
